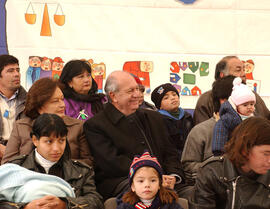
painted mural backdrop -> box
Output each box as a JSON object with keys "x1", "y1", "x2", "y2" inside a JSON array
[{"x1": 2, "y1": 0, "x2": 270, "y2": 108}]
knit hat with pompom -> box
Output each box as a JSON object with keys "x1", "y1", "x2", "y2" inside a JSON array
[
  {"x1": 230, "y1": 77, "x2": 256, "y2": 106},
  {"x1": 128, "y1": 151, "x2": 163, "y2": 186}
]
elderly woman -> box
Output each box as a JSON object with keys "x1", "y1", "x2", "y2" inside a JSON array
[
  {"x1": 59, "y1": 60, "x2": 106, "y2": 121},
  {"x1": 1, "y1": 78, "x2": 92, "y2": 166},
  {"x1": 190, "y1": 117, "x2": 270, "y2": 209},
  {"x1": 0, "y1": 113, "x2": 103, "y2": 209}
]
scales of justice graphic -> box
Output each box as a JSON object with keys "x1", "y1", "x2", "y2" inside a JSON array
[{"x1": 25, "y1": 2, "x2": 65, "y2": 36}]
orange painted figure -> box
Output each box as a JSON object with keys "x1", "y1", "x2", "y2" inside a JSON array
[
  {"x1": 52, "y1": 57, "x2": 64, "y2": 80},
  {"x1": 89, "y1": 59, "x2": 106, "y2": 93},
  {"x1": 123, "y1": 61, "x2": 153, "y2": 93},
  {"x1": 244, "y1": 59, "x2": 254, "y2": 80}
]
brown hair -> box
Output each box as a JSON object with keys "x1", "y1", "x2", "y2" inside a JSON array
[
  {"x1": 0, "y1": 54, "x2": 19, "y2": 75},
  {"x1": 24, "y1": 78, "x2": 62, "y2": 119},
  {"x1": 122, "y1": 185, "x2": 178, "y2": 205},
  {"x1": 225, "y1": 117, "x2": 270, "y2": 168},
  {"x1": 122, "y1": 168, "x2": 178, "y2": 205}
]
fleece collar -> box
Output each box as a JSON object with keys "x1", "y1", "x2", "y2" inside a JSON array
[{"x1": 158, "y1": 107, "x2": 185, "y2": 120}]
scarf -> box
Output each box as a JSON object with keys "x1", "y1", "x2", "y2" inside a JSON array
[
  {"x1": 158, "y1": 107, "x2": 185, "y2": 120},
  {"x1": 62, "y1": 85, "x2": 106, "y2": 115},
  {"x1": 135, "y1": 196, "x2": 161, "y2": 209}
]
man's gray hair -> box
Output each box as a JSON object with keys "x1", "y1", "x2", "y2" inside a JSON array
[
  {"x1": 104, "y1": 75, "x2": 119, "y2": 102},
  {"x1": 214, "y1": 55, "x2": 239, "y2": 80}
]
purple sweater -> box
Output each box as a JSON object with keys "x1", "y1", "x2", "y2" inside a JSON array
[{"x1": 64, "y1": 98, "x2": 95, "y2": 121}]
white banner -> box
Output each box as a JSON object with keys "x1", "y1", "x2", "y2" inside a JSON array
[{"x1": 3, "y1": 0, "x2": 270, "y2": 108}]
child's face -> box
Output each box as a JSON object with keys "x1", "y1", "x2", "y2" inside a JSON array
[
  {"x1": 32, "y1": 134, "x2": 66, "y2": 162},
  {"x1": 160, "y1": 91, "x2": 180, "y2": 112},
  {"x1": 131, "y1": 167, "x2": 160, "y2": 200},
  {"x1": 237, "y1": 101, "x2": 255, "y2": 116}
]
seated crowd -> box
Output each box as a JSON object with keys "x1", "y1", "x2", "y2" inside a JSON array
[{"x1": 0, "y1": 54, "x2": 270, "y2": 209}]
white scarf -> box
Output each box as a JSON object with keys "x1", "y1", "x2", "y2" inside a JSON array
[
  {"x1": 35, "y1": 149, "x2": 56, "y2": 173},
  {"x1": 140, "y1": 198, "x2": 154, "y2": 206}
]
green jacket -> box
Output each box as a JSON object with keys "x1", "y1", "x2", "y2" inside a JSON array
[
  {"x1": 190, "y1": 156, "x2": 270, "y2": 209},
  {"x1": 0, "y1": 150, "x2": 104, "y2": 209}
]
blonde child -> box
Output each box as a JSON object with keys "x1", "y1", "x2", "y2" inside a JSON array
[
  {"x1": 117, "y1": 151, "x2": 183, "y2": 209},
  {"x1": 212, "y1": 77, "x2": 256, "y2": 155}
]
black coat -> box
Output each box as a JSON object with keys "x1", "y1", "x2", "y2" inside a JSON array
[
  {"x1": 160, "y1": 111, "x2": 193, "y2": 159},
  {"x1": 84, "y1": 103, "x2": 184, "y2": 199}
]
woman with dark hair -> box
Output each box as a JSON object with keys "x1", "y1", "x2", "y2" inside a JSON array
[
  {"x1": 0, "y1": 113, "x2": 103, "y2": 209},
  {"x1": 59, "y1": 60, "x2": 106, "y2": 121},
  {"x1": 2, "y1": 78, "x2": 92, "y2": 166},
  {"x1": 190, "y1": 117, "x2": 270, "y2": 209}
]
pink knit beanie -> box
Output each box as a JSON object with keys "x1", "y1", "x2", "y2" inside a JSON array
[{"x1": 230, "y1": 77, "x2": 256, "y2": 106}]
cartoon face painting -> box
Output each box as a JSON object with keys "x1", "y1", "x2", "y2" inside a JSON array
[
  {"x1": 140, "y1": 61, "x2": 153, "y2": 73},
  {"x1": 52, "y1": 57, "x2": 64, "y2": 71},
  {"x1": 92, "y1": 63, "x2": 106, "y2": 77},
  {"x1": 29, "y1": 56, "x2": 41, "y2": 67},
  {"x1": 244, "y1": 60, "x2": 254, "y2": 74},
  {"x1": 26, "y1": 56, "x2": 42, "y2": 90},
  {"x1": 51, "y1": 57, "x2": 64, "y2": 80},
  {"x1": 41, "y1": 57, "x2": 52, "y2": 71},
  {"x1": 244, "y1": 59, "x2": 254, "y2": 80},
  {"x1": 89, "y1": 60, "x2": 106, "y2": 92}
]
